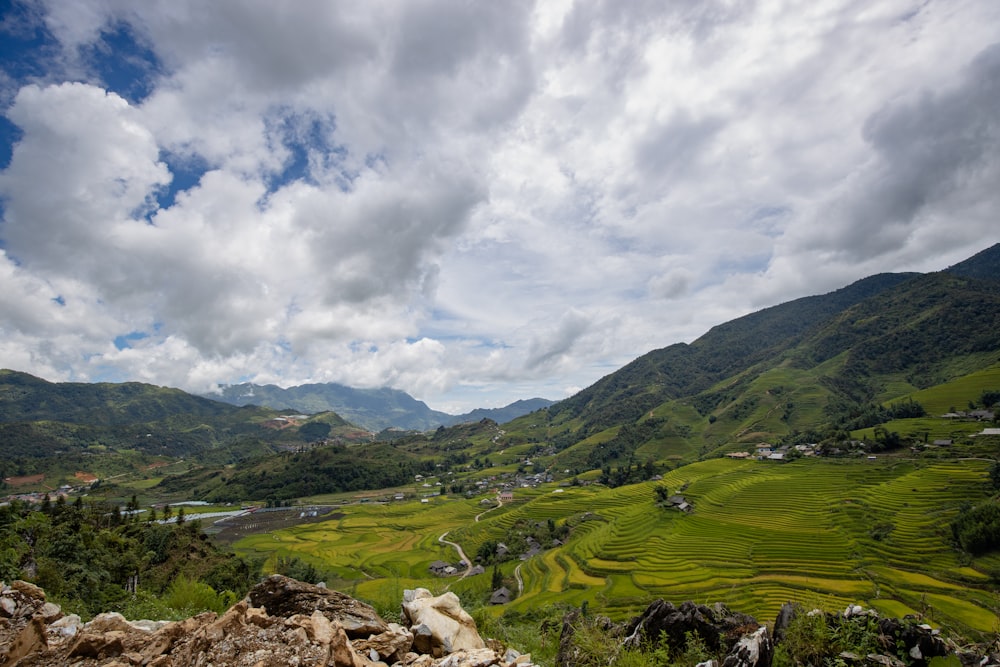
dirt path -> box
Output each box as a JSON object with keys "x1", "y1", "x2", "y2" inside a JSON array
[
  {"x1": 474, "y1": 496, "x2": 503, "y2": 523},
  {"x1": 438, "y1": 531, "x2": 473, "y2": 590},
  {"x1": 514, "y1": 563, "x2": 524, "y2": 596}
]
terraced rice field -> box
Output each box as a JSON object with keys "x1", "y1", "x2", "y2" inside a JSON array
[{"x1": 233, "y1": 457, "x2": 999, "y2": 637}]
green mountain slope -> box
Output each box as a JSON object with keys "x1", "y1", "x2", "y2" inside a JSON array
[
  {"x1": 0, "y1": 370, "x2": 240, "y2": 425},
  {"x1": 548, "y1": 272, "x2": 917, "y2": 433},
  {"x1": 0, "y1": 370, "x2": 370, "y2": 487},
  {"x1": 532, "y1": 244, "x2": 1000, "y2": 465}
]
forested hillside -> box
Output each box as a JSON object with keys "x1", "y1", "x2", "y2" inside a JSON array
[
  {"x1": 0, "y1": 370, "x2": 371, "y2": 487},
  {"x1": 536, "y1": 246, "x2": 1000, "y2": 467}
]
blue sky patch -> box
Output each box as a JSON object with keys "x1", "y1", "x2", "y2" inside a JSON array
[
  {"x1": 82, "y1": 22, "x2": 162, "y2": 104},
  {"x1": 114, "y1": 330, "x2": 150, "y2": 350},
  {"x1": 264, "y1": 109, "x2": 347, "y2": 193},
  {"x1": 154, "y1": 151, "x2": 211, "y2": 211}
]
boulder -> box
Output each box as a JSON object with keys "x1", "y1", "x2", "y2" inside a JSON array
[
  {"x1": 772, "y1": 602, "x2": 800, "y2": 645},
  {"x1": 0, "y1": 580, "x2": 45, "y2": 620},
  {"x1": 435, "y1": 647, "x2": 504, "y2": 667},
  {"x1": 47, "y1": 613, "x2": 83, "y2": 641},
  {"x1": 876, "y1": 617, "x2": 948, "y2": 667},
  {"x1": 402, "y1": 588, "x2": 486, "y2": 657},
  {"x1": 354, "y1": 622, "x2": 414, "y2": 663},
  {"x1": 721, "y1": 626, "x2": 772, "y2": 667},
  {"x1": 10, "y1": 580, "x2": 46, "y2": 601},
  {"x1": 249, "y1": 574, "x2": 388, "y2": 639},
  {"x1": 0, "y1": 596, "x2": 16, "y2": 618},
  {"x1": 69, "y1": 629, "x2": 126, "y2": 660},
  {"x1": 622, "y1": 600, "x2": 759, "y2": 656},
  {"x1": 0, "y1": 615, "x2": 47, "y2": 667},
  {"x1": 39, "y1": 602, "x2": 63, "y2": 623},
  {"x1": 85, "y1": 611, "x2": 139, "y2": 635}
]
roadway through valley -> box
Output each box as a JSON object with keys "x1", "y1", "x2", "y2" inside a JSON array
[{"x1": 438, "y1": 531, "x2": 472, "y2": 590}]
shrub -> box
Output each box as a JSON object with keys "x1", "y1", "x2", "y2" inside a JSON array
[
  {"x1": 773, "y1": 612, "x2": 832, "y2": 667},
  {"x1": 951, "y1": 502, "x2": 1000, "y2": 554}
]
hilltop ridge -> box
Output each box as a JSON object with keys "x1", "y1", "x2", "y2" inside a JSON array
[{"x1": 206, "y1": 382, "x2": 554, "y2": 431}]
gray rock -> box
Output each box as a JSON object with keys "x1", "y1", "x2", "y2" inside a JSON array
[
  {"x1": 248, "y1": 574, "x2": 388, "y2": 639},
  {"x1": 722, "y1": 626, "x2": 772, "y2": 667},
  {"x1": 401, "y1": 588, "x2": 485, "y2": 657}
]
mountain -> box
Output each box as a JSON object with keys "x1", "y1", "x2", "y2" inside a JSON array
[
  {"x1": 0, "y1": 370, "x2": 365, "y2": 473},
  {"x1": 452, "y1": 398, "x2": 554, "y2": 425},
  {"x1": 547, "y1": 271, "x2": 920, "y2": 432},
  {"x1": 3, "y1": 243, "x2": 998, "y2": 490},
  {"x1": 0, "y1": 370, "x2": 238, "y2": 426},
  {"x1": 945, "y1": 242, "x2": 1000, "y2": 282},
  {"x1": 207, "y1": 382, "x2": 553, "y2": 431},
  {"x1": 534, "y1": 243, "x2": 1000, "y2": 467}
]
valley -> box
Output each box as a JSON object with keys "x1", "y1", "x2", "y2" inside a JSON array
[
  {"x1": 223, "y1": 453, "x2": 999, "y2": 638},
  {"x1": 1, "y1": 244, "x2": 999, "y2": 652}
]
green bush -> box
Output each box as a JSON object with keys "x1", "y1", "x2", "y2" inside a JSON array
[
  {"x1": 163, "y1": 577, "x2": 236, "y2": 616},
  {"x1": 951, "y1": 502, "x2": 1000, "y2": 554},
  {"x1": 773, "y1": 612, "x2": 832, "y2": 667}
]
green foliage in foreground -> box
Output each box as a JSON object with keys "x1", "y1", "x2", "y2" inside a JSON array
[{"x1": 0, "y1": 497, "x2": 260, "y2": 619}]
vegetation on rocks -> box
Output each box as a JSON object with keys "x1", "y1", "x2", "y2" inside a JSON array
[{"x1": 0, "y1": 497, "x2": 259, "y2": 619}]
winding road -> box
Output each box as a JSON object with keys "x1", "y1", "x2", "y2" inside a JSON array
[
  {"x1": 474, "y1": 496, "x2": 503, "y2": 522},
  {"x1": 438, "y1": 531, "x2": 473, "y2": 590},
  {"x1": 440, "y1": 496, "x2": 527, "y2": 595}
]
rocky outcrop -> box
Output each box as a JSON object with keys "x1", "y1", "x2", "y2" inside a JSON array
[
  {"x1": 771, "y1": 603, "x2": 955, "y2": 667},
  {"x1": 622, "y1": 600, "x2": 761, "y2": 657},
  {"x1": 721, "y1": 626, "x2": 772, "y2": 667},
  {"x1": 401, "y1": 588, "x2": 487, "y2": 657},
  {"x1": 248, "y1": 574, "x2": 388, "y2": 638},
  {"x1": 0, "y1": 578, "x2": 533, "y2": 667},
  {"x1": 557, "y1": 598, "x2": 997, "y2": 667}
]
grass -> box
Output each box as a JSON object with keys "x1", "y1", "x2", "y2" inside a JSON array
[
  {"x1": 232, "y1": 456, "x2": 1000, "y2": 641},
  {"x1": 895, "y1": 362, "x2": 1000, "y2": 415}
]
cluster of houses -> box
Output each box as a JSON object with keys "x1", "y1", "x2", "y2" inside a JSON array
[
  {"x1": 1, "y1": 478, "x2": 90, "y2": 506},
  {"x1": 940, "y1": 409, "x2": 996, "y2": 421},
  {"x1": 466, "y1": 468, "x2": 552, "y2": 497},
  {"x1": 428, "y1": 560, "x2": 484, "y2": 577},
  {"x1": 726, "y1": 443, "x2": 818, "y2": 461}
]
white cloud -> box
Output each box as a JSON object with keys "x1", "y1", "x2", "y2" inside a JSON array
[{"x1": 2, "y1": 1, "x2": 999, "y2": 412}]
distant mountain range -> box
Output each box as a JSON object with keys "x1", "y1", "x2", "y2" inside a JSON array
[{"x1": 205, "y1": 383, "x2": 553, "y2": 432}]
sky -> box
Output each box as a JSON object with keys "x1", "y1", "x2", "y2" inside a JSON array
[{"x1": 0, "y1": 1, "x2": 998, "y2": 414}]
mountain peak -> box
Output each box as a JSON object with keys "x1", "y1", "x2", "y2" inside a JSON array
[{"x1": 944, "y1": 242, "x2": 1000, "y2": 282}]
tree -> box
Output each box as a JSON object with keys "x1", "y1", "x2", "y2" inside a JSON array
[
  {"x1": 654, "y1": 485, "x2": 671, "y2": 504},
  {"x1": 990, "y1": 460, "x2": 1000, "y2": 490},
  {"x1": 476, "y1": 540, "x2": 499, "y2": 564},
  {"x1": 176, "y1": 507, "x2": 185, "y2": 525},
  {"x1": 491, "y1": 564, "x2": 503, "y2": 590},
  {"x1": 981, "y1": 389, "x2": 1000, "y2": 409}
]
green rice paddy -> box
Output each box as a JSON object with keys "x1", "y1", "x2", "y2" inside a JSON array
[{"x1": 233, "y1": 457, "x2": 1000, "y2": 637}]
